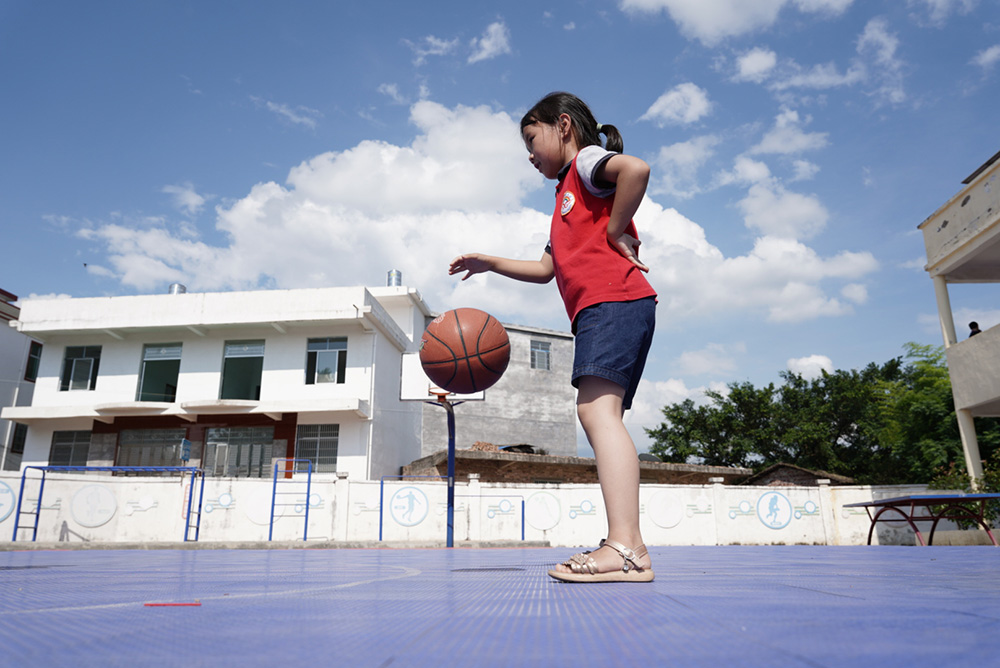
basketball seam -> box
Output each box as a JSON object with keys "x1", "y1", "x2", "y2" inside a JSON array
[{"x1": 453, "y1": 310, "x2": 479, "y2": 392}]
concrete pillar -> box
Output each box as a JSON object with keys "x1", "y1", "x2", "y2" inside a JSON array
[
  {"x1": 933, "y1": 276, "x2": 984, "y2": 484},
  {"x1": 709, "y1": 477, "x2": 724, "y2": 546},
  {"x1": 816, "y1": 479, "x2": 834, "y2": 546},
  {"x1": 333, "y1": 472, "x2": 350, "y2": 541},
  {"x1": 933, "y1": 275, "x2": 958, "y2": 348},
  {"x1": 467, "y1": 473, "x2": 481, "y2": 542},
  {"x1": 956, "y1": 409, "x2": 985, "y2": 484}
]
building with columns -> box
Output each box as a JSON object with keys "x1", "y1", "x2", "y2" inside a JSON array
[{"x1": 918, "y1": 150, "x2": 1000, "y2": 481}]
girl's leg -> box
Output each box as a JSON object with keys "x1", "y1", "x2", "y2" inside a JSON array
[{"x1": 552, "y1": 375, "x2": 650, "y2": 574}]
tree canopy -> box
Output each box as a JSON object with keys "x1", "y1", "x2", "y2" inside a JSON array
[{"x1": 646, "y1": 343, "x2": 1000, "y2": 484}]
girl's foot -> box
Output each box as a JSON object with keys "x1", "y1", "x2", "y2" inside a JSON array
[{"x1": 548, "y1": 540, "x2": 654, "y2": 583}]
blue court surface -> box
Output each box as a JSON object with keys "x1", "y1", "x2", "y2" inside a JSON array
[{"x1": 1, "y1": 545, "x2": 997, "y2": 667}]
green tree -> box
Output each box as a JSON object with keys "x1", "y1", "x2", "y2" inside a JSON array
[{"x1": 646, "y1": 344, "x2": 998, "y2": 484}]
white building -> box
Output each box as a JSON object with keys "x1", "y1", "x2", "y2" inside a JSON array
[
  {"x1": 919, "y1": 150, "x2": 1000, "y2": 481},
  {"x1": 1, "y1": 289, "x2": 40, "y2": 471},
  {"x1": 0, "y1": 283, "x2": 577, "y2": 481}
]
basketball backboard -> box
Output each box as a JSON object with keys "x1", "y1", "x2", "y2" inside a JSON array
[{"x1": 400, "y1": 352, "x2": 485, "y2": 401}]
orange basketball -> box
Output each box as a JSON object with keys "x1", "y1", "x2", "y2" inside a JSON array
[{"x1": 419, "y1": 308, "x2": 510, "y2": 394}]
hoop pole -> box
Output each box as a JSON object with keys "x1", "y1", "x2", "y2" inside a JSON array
[{"x1": 443, "y1": 397, "x2": 456, "y2": 548}]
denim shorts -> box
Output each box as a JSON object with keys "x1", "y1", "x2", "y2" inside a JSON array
[{"x1": 571, "y1": 297, "x2": 656, "y2": 410}]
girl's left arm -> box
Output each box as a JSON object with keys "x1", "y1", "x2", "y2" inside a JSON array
[{"x1": 597, "y1": 154, "x2": 651, "y2": 272}]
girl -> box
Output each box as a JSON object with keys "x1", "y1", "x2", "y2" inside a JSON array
[{"x1": 449, "y1": 92, "x2": 657, "y2": 583}]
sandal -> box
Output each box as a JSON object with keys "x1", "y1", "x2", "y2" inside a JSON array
[{"x1": 547, "y1": 539, "x2": 654, "y2": 583}]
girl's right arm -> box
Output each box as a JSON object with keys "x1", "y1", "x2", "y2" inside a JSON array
[{"x1": 449, "y1": 251, "x2": 554, "y2": 284}]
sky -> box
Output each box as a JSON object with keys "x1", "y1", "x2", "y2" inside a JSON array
[{"x1": 2, "y1": 0, "x2": 1000, "y2": 455}]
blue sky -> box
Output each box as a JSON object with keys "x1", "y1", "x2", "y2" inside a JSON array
[{"x1": 3, "y1": 0, "x2": 999, "y2": 453}]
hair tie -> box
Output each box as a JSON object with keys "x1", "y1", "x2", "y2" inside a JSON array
[{"x1": 596, "y1": 123, "x2": 604, "y2": 132}]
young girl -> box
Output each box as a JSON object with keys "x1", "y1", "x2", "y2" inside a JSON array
[{"x1": 449, "y1": 92, "x2": 656, "y2": 583}]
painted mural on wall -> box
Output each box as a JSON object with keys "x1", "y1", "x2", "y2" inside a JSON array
[
  {"x1": 390, "y1": 486, "x2": 428, "y2": 527},
  {"x1": 0, "y1": 481, "x2": 14, "y2": 523},
  {"x1": 525, "y1": 491, "x2": 560, "y2": 531},
  {"x1": 70, "y1": 485, "x2": 116, "y2": 528}
]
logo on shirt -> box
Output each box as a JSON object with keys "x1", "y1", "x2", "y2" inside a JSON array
[{"x1": 560, "y1": 191, "x2": 576, "y2": 216}]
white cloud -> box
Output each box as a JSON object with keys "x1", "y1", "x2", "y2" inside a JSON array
[
  {"x1": 739, "y1": 180, "x2": 829, "y2": 239},
  {"x1": 787, "y1": 354, "x2": 833, "y2": 379},
  {"x1": 25, "y1": 292, "x2": 74, "y2": 301},
  {"x1": 250, "y1": 97, "x2": 322, "y2": 129},
  {"x1": 749, "y1": 108, "x2": 829, "y2": 155},
  {"x1": 907, "y1": 0, "x2": 978, "y2": 26},
  {"x1": 972, "y1": 44, "x2": 1000, "y2": 71},
  {"x1": 405, "y1": 35, "x2": 460, "y2": 65},
  {"x1": 733, "y1": 47, "x2": 778, "y2": 83},
  {"x1": 900, "y1": 256, "x2": 927, "y2": 271},
  {"x1": 718, "y1": 155, "x2": 772, "y2": 186},
  {"x1": 640, "y1": 83, "x2": 713, "y2": 126},
  {"x1": 768, "y1": 60, "x2": 866, "y2": 92},
  {"x1": 161, "y1": 182, "x2": 208, "y2": 217},
  {"x1": 676, "y1": 342, "x2": 746, "y2": 376},
  {"x1": 857, "y1": 17, "x2": 906, "y2": 106},
  {"x1": 619, "y1": 0, "x2": 853, "y2": 46},
  {"x1": 634, "y1": 200, "x2": 878, "y2": 323},
  {"x1": 791, "y1": 160, "x2": 820, "y2": 181},
  {"x1": 468, "y1": 21, "x2": 512, "y2": 63},
  {"x1": 78, "y1": 99, "x2": 878, "y2": 335},
  {"x1": 377, "y1": 83, "x2": 408, "y2": 105},
  {"x1": 841, "y1": 283, "x2": 868, "y2": 303},
  {"x1": 649, "y1": 134, "x2": 721, "y2": 198}
]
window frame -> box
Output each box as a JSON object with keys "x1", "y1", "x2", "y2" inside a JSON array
[
  {"x1": 203, "y1": 426, "x2": 275, "y2": 478},
  {"x1": 305, "y1": 337, "x2": 347, "y2": 385},
  {"x1": 136, "y1": 343, "x2": 182, "y2": 402},
  {"x1": 530, "y1": 340, "x2": 551, "y2": 371},
  {"x1": 24, "y1": 341, "x2": 42, "y2": 382},
  {"x1": 220, "y1": 340, "x2": 265, "y2": 400},
  {"x1": 49, "y1": 430, "x2": 91, "y2": 466},
  {"x1": 117, "y1": 428, "x2": 188, "y2": 468},
  {"x1": 295, "y1": 424, "x2": 339, "y2": 473},
  {"x1": 59, "y1": 345, "x2": 102, "y2": 391}
]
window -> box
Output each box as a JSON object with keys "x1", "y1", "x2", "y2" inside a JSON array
[
  {"x1": 530, "y1": 340, "x2": 551, "y2": 371},
  {"x1": 220, "y1": 340, "x2": 264, "y2": 400},
  {"x1": 137, "y1": 343, "x2": 182, "y2": 402},
  {"x1": 49, "y1": 431, "x2": 91, "y2": 466},
  {"x1": 3, "y1": 424, "x2": 27, "y2": 471},
  {"x1": 203, "y1": 426, "x2": 274, "y2": 477},
  {"x1": 24, "y1": 341, "x2": 42, "y2": 382},
  {"x1": 306, "y1": 337, "x2": 347, "y2": 384},
  {"x1": 117, "y1": 429, "x2": 187, "y2": 467},
  {"x1": 295, "y1": 424, "x2": 339, "y2": 472},
  {"x1": 59, "y1": 346, "x2": 101, "y2": 391}
]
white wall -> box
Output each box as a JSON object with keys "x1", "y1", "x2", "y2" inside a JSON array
[{"x1": 0, "y1": 471, "x2": 977, "y2": 547}]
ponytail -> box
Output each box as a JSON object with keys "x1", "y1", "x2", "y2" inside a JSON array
[
  {"x1": 598, "y1": 123, "x2": 623, "y2": 153},
  {"x1": 521, "y1": 92, "x2": 625, "y2": 153}
]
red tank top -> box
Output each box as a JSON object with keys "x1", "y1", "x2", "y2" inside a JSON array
[{"x1": 549, "y1": 153, "x2": 657, "y2": 324}]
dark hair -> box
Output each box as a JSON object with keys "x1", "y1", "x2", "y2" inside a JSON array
[{"x1": 520, "y1": 91, "x2": 623, "y2": 153}]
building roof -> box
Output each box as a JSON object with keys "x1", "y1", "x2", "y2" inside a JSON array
[
  {"x1": 739, "y1": 462, "x2": 855, "y2": 486},
  {"x1": 402, "y1": 448, "x2": 752, "y2": 485}
]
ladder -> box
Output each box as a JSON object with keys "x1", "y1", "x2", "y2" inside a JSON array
[{"x1": 269, "y1": 459, "x2": 313, "y2": 541}]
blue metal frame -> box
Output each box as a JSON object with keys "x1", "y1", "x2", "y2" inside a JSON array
[
  {"x1": 11, "y1": 466, "x2": 205, "y2": 542},
  {"x1": 269, "y1": 459, "x2": 313, "y2": 542}
]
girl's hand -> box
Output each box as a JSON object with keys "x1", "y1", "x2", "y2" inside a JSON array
[
  {"x1": 609, "y1": 232, "x2": 649, "y2": 273},
  {"x1": 449, "y1": 253, "x2": 493, "y2": 280}
]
